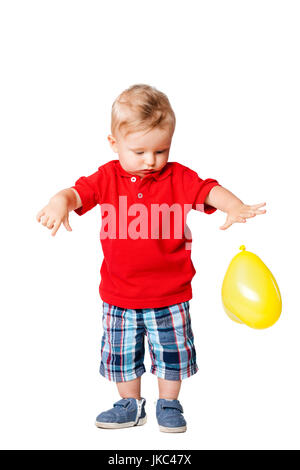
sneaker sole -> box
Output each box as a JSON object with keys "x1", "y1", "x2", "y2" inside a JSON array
[
  {"x1": 95, "y1": 415, "x2": 147, "y2": 429},
  {"x1": 159, "y1": 424, "x2": 187, "y2": 433}
]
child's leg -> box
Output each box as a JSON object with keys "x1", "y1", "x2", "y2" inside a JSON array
[
  {"x1": 100, "y1": 302, "x2": 146, "y2": 383},
  {"x1": 96, "y1": 376, "x2": 146, "y2": 429},
  {"x1": 158, "y1": 377, "x2": 181, "y2": 399},
  {"x1": 156, "y1": 378, "x2": 186, "y2": 433},
  {"x1": 117, "y1": 377, "x2": 141, "y2": 399}
]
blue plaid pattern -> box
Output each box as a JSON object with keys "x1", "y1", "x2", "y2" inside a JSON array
[{"x1": 100, "y1": 301, "x2": 198, "y2": 382}]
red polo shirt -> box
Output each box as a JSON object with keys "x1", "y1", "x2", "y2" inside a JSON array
[{"x1": 72, "y1": 160, "x2": 220, "y2": 308}]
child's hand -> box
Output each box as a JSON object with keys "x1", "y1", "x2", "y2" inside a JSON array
[
  {"x1": 220, "y1": 202, "x2": 266, "y2": 230},
  {"x1": 36, "y1": 197, "x2": 72, "y2": 237}
]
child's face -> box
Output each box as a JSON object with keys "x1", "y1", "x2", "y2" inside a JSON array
[{"x1": 108, "y1": 126, "x2": 172, "y2": 179}]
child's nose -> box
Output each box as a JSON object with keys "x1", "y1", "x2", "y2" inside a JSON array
[{"x1": 144, "y1": 153, "x2": 156, "y2": 166}]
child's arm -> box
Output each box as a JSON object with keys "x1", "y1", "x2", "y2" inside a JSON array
[
  {"x1": 36, "y1": 188, "x2": 82, "y2": 237},
  {"x1": 204, "y1": 185, "x2": 266, "y2": 230}
]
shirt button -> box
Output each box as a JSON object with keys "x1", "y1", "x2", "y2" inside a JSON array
[
  {"x1": 131, "y1": 177, "x2": 136, "y2": 182},
  {"x1": 137, "y1": 193, "x2": 143, "y2": 199}
]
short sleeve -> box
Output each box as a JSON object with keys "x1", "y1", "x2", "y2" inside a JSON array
[
  {"x1": 183, "y1": 168, "x2": 220, "y2": 214},
  {"x1": 71, "y1": 168, "x2": 103, "y2": 216}
]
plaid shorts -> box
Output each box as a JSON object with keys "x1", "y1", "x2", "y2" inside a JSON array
[{"x1": 99, "y1": 301, "x2": 198, "y2": 382}]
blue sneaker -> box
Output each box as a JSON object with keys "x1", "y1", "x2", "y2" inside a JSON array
[
  {"x1": 156, "y1": 399, "x2": 187, "y2": 433},
  {"x1": 95, "y1": 398, "x2": 147, "y2": 429}
]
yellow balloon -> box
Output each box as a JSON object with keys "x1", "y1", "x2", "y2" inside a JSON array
[{"x1": 222, "y1": 246, "x2": 282, "y2": 329}]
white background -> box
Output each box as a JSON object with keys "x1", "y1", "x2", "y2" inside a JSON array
[{"x1": 0, "y1": 0, "x2": 299, "y2": 450}]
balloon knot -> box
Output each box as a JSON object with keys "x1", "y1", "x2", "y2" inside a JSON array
[{"x1": 239, "y1": 245, "x2": 246, "y2": 251}]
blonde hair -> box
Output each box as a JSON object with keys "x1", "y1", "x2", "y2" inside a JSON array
[{"x1": 111, "y1": 84, "x2": 176, "y2": 137}]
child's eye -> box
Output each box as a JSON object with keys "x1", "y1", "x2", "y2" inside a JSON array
[{"x1": 134, "y1": 150, "x2": 167, "y2": 155}]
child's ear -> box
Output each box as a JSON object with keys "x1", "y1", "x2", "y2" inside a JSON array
[{"x1": 107, "y1": 134, "x2": 118, "y2": 153}]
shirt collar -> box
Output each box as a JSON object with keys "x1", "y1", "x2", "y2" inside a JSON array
[{"x1": 114, "y1": 160, "x2": 173, "y2": 181}]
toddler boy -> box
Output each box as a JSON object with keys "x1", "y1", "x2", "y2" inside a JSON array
[{"x1": 36, "y1": 84, "x2": 266, "y2": 432}]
